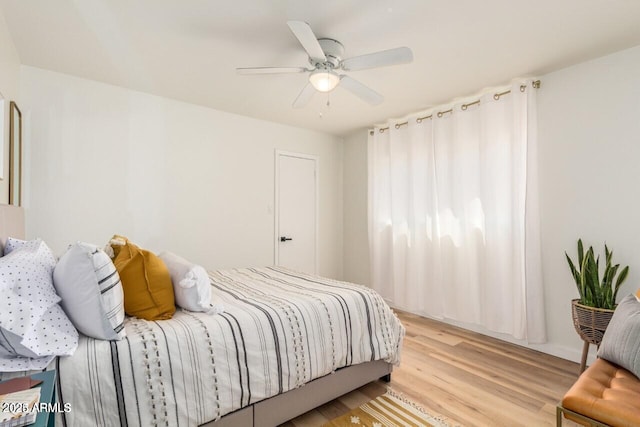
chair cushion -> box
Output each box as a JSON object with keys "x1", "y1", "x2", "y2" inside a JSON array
[{"x1": 562, "y1": 358, "x2": 640, "y2": 427}]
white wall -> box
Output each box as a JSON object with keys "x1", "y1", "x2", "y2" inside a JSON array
[
  {"x1": 0, "y1": 8, "x2": 20, "y2": 203},
  {"x1": 21, "y1": 66, "x2": 344, "y2": 279},
  {"x1": 537, "y1": 44, "x2": 640, "y2": 360},
  {"x1": 342, "y1": 44, "x2": 640, "y2": 362}
]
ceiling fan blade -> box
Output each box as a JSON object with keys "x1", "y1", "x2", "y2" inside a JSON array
[
  {"x1": 287, "y1": 21, "x2": 327, "y2": 64},
  {"x1": 339, "y1": 76, "x2": 384, "y2": 105},
  {"x1": 341, "y1": 47, "x2": 413, "y2": 71},
  {"x1": 292, "y1": 83, "x2": 316, "y2": 108},
  {"x1": 237, "y1": 67, "x2": 307, "y2": 75}
]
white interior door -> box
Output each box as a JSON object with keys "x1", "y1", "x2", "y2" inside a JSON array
[{"x1": 275, "y1": 151, "x2": 318, "y2": 274}]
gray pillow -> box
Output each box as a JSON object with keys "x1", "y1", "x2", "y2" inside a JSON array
[
  {"x1": 53, "y1": 242, "x2": 126, "y2": 340},
  {"x1": 597, "y1": 293, "x2": 640, "y2": 378}
]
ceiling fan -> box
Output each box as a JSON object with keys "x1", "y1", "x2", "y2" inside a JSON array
[{"x1": 237, "y1": 21, "x2": 413, "y2": 108}]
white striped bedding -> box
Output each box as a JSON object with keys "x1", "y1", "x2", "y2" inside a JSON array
[{"x1": 1, "y1": 267, "x2": 404, "y2": 427}]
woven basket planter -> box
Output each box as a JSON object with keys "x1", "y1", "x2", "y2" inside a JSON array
[{"x1": 571, "y1": 299, "x2": 615, "y2": 345}]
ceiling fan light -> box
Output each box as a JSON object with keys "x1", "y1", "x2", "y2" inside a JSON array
[{"x1": 309, "y1": 69, "x2": 340, "y2": 92}]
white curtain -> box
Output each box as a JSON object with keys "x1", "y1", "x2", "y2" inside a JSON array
[{"x1": 368, "y1": 81, "x2": 546, "y2": 343}]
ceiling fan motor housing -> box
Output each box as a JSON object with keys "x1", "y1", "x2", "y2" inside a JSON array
[{"x1": 311, "y1": 38, "x2": 345, "y2": 69}]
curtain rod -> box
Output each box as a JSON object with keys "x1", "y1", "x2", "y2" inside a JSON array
[{"x1": 370, "y1": 80, "x2": 541, "y2": 135}]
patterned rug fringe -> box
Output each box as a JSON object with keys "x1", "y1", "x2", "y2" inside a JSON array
[
  {"x1": 322, "y1": 386, "x2": 462, "y2": 427},
  {"x1": 384, "y1": 386, "x2": 461, "y2": 427}
]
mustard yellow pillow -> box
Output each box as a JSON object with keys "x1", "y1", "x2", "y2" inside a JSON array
[{"x1": 111, "y1": 236, "x2": 175, "y2": 320}]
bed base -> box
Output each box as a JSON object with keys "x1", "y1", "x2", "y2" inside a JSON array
[{"x1": 206, "y1": 360, "x2": 392, "y2": 427}]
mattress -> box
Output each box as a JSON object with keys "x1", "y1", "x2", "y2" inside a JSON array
[{"x1": 30, "y1": 267, "x2": 404, "y2": 427}]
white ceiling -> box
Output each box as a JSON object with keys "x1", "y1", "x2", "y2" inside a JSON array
[{"x1": 2, "y1": 0, "x2": 640, "y2": 136}]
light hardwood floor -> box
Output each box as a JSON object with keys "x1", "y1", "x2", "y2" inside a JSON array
[{"x1": 283, "y1": 310, "x2": 582, "y2": 427}]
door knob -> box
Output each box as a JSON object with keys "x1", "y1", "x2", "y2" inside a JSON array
[{"x1": 280, "y1": 236, "x2": 293, "y2": 242}]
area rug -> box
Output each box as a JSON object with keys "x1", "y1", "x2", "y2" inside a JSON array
[{"x1": 323, "y1": 388, "x2": 454, "y2": 427}]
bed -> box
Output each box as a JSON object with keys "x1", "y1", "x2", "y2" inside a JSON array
[{"x1": 0, "y1": 204, "x2": 404, "y2": 427}]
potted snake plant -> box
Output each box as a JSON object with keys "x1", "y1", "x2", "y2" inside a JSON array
[{"x1": 565, "y1": 239, "x2": 629, "y2": 347}]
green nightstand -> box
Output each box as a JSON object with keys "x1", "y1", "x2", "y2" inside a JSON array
[
  {"x1": 0, "y1": 370, "x2": 57, "y2": 427},
  {"x1": 30, "y1": 370, "x2": 57, "y2": 427}
]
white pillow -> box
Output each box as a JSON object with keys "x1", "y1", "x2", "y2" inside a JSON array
[
  {"x1": 53, "y1": 242, "x2": 126, "y2": 340},
  {"x1": 0, "y1": 240, "x2": 79, "y2": 371},
  {"x1": 0, "y1": 304, "x2": 79, "y2": 369},
  {"x1": 3, "y1": 236, "x2": 24, "y2": 255},
  {"x1": 158, "y1": 252, "x2": 219, "y2": 313}
]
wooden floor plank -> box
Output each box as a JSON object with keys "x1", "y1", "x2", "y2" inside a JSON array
[
  {"x1": 316, "y1": 400, "x2": 351, "y2": 421},
  {"x1": 334, "y1": 390, "x2": 372, "y2": 410},
  {"x1": 286, "y1": 310, "x2": 583, "y2": 426}
]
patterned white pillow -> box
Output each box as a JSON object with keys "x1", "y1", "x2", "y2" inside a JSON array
[
  {"x1": 3, "y1": 236, "x2": 24, "y2": 255},
  {"x1": 53, "y1": 242, "x2": 126, "y2": 340},
  {"x1": 0, "y1": 239, "x2": 79, "y2": 371}
]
